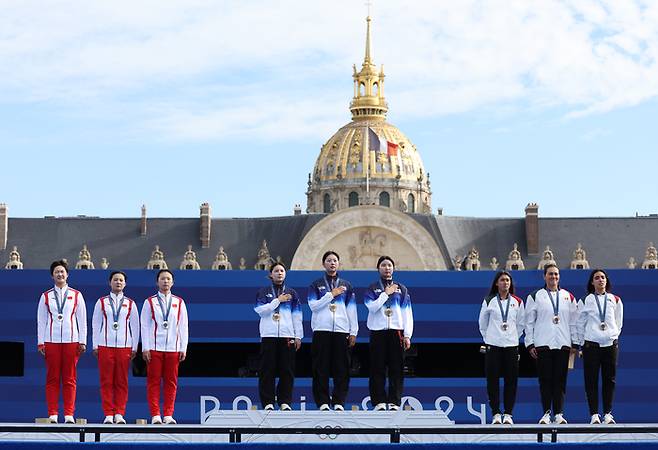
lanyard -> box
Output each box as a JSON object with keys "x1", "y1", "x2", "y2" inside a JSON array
[
  {"x1": 53, "y1": 288, "x2": 69, "y2": 317},
  {"x1": 157, "y1": 293, "x2": 172, "y2": 324},
  {"x1": 108, "y1": 293, "x2": 123, "y2": 325},
  {"x1": 379, "y1": 279, "x2": 394, "y2": 309},
  {"x1": 547, "y1": 290, "x2": 560, "y2": 317},
  {"x1": 594, "y1": 293, "x2": 608, "y2": 324},
  {"x1": 324, "y1": 275, "x2": 340, "y2": 292},
  {"x1": 496, "y1": 295, "x2": 511, "y2": 323},
  {"x1": 271, "y1": 284, "x2": 286, "y2": 312}
]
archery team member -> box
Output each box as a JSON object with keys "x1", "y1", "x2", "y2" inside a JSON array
[
  {"x1": 37, "y1": 260, "x2": 87, "y2": 424},
  {"x1": 92, "y1": 271, "x2": 139, "y2": 424},
  {"x1": 141, "y1": 269, "x2": 188, "y2": 424},
  {"x1": 478, "y1": 271, "x2": 525, "y2": 425},
  {"x1": 254, "y1": 262, "x2": 303, "y2": 411},
  {"x1": 576, "y1": 269, "x2": 623, "y2": 424},
  {"x1": 525, "y1": 264, "x2": 578, "y2": 425},
  {"x1": 364, "y1": 256, "x2": 413, "y2": 411},
  {"x1": 308, "y1": 251, "x2": 358, "y2": 411}
]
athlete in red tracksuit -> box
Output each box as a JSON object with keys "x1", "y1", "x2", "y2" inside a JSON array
[
  {"x1": 92, "y1": 270, "x2": 140, "y2": 424},
  {"x1": 37, "y1": 260, "x2": 87, "y2": 424},
  {"x1": 141, "y1": 269, "x2": 188, "y2": 425}
]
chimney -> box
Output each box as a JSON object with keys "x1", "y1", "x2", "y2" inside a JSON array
[
  {"x1": 293, "y1": 204, "x2": 302, "y2": 216},
  {"x1": 525, "y1": 203, "x2": 539, "y2": 255},
  {"x1": 140, "y1": 204, "x2": 147, "y2": 236},
  {"x1": 200, "y1": 202, "x2": 211, "y2": 248},
  {"x1": 0, "y1": 203, "x2": 7, "y2": 250}
]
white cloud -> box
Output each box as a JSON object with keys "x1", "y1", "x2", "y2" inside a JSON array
[{"x1": 1, "y1": 0, "x2": 657, "y2": 140}]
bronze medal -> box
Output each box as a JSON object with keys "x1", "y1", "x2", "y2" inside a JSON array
[
  {"x1": 329, "y1": 303, "x2": 337, "y2": 313},
  {"x1": 272, "y1": 312, "x2": 281, "y2": 322},
  {"x1": 384, "y1": 307, "x2": 393, "y2": 317}
]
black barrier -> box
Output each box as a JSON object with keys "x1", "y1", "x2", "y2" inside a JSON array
[{"x1": 1, "y1": 423, "x2": 658, "y2": 444}]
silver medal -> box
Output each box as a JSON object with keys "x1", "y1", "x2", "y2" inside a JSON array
[
  {"x1": 600, "y1": 322, "x2": 607, "y2": 331},
  {"x1": 162, "y1": 320, "x2": 169, "y2": 329},
  {"x1": 501, "y1": 322, "x2": 509, "y2": 331},
  {"x1": 112, "y1": 322, "x2": 119, "y2": 330}
]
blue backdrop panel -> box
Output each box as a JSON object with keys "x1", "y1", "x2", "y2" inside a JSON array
[{"x1": 0, "y1": 269, "x2": 655, "y2": 424}]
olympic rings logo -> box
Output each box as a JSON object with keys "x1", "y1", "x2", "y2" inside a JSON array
[{"x1": 315, "y1": 424, "x2": 342, "y2": 440}]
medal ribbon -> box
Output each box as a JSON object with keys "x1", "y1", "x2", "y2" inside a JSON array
[
  {"x1": 325, "y1": 275, "x2": 340, "y2": 307},
  {"x1": 379, "y1": 279, "x2": 393, "y2": 310},
  {"x1": 157, "y1": 293, "x2": 172, "y2": 325},
  {"x1": 271, "y1": 284, "x2": 286, "y2": 315},
  {"x1": 53, "y1": 288, "x2": 69, "y2": 317},
  {"x1": 594, "y1": 293, "x2": 608, "y2": 325},
  {"x1": 547, "y1": 290, "x2": 560, "y2": 318},
  {"x1": 496, "y1": 295, "x2": 511, "y2": 325},
  {"x1": 108, "y1": 293, "x2": 122, "y2": 326}
]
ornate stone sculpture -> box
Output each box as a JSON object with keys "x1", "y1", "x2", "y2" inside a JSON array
[
  {"x1": 212, "y1": 246, "x2": 232, "y2": 270},
  {"x1": 255, "y1": 240, "x2": 273, "y2": 270},
  {"x1": 147, "y1": 245, "x2": 168, "y2": 270},
  {"x1": 537, "y1": 246, "x2": 557, "y2": 270},
  {"x1": 464, "y1": 247, "x2": 481, "y2": 271},
  {"x1": 75, "y1": 244, "x2": 94, "y2": 269},
  {"x1": 505, "y1": 243, "x2": 525, "y2": 270},
  {"x1": 642, "y1": 242, "x2": 658, "y2": 269},
  {"x1": 100, "y1": 258, "x2": 109, "y2": 270},
  {"x1": 5, "y1": 246, "x2": 23, "y2": 269},
  {"x1": 180, "y1": 245, "x2": 200, "y2": 270},
  {"x1": 239, "y1": 257, "x2": 246, "y2": 271},
  {"x1": 452, "y1": 255, "x2": 463, "y2": 271},
  {"x1": 570, "y1": 243, "x2": 590, "y2": 270},
  {"x1": 489, "y1": 257, "x2": 499, "y2": 271}
]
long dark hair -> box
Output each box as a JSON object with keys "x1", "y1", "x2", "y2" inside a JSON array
[
  {"x1": 586, "y1": 268, "x2": 611, "y2": 294},
  {"x1": 488, "y1": 271, "x2": 515, "y2": 297}
]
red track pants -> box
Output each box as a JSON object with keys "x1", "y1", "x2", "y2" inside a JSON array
[
  {"x1": 44, "y1": 342, "x2": 80, "y2": 416},
  {"x1": 98, "y1": 346, "x2": 132, "y2": 416},
  {"x1": 147, "y1": 350, "x2": 180, "y2": 417}
]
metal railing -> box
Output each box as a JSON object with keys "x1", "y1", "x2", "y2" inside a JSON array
[{"x1": 1, "y1": 423, "x2": 657, "y2": 444}]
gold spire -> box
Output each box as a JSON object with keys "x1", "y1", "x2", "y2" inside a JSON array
[
  {"x1": 349, "y1": 16, "x2": 388, "y2": 121},
  {"x1": 364, "y1": 16, "x2": 372, "y2": 65}
]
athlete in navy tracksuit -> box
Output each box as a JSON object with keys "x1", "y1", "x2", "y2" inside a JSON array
[{"x1": 307, "y1": 251, "x2": 358, "y2": 411}]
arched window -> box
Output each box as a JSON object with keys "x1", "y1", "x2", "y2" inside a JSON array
[
  {"x1": 407, "y1": 193, "x2": 415, "y2": 213},
  {"x1": 373, "y1": 82, "x2": 379, "y2": 95},
  {"x1": 359, "y1": 82, "x2": 365, "y2": 96},
  {"x1": 379, "y1": 191, "x2": 390, "y2": 207},
  {"x1": 323, "y1": 193, "x2": 331, "y2": 213},
  {"x1": 348, "y1": 192, "x2": 359, "y2": 207}
]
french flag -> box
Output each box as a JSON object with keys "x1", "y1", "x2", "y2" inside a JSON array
[{"x1": 368, "y1": 127, "x2": 398, "y2": 157}]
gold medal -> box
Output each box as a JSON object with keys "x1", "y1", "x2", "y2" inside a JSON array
[
  {"x1": 384, "y1": 308, "x2": 393, "y2": 317},
  {"x1": 553, "y1": 316, "x2": 560, "y2": 325},
  {"x1": 329, "y1": 303, "x2": 337, "y2": 312},
  {"x1": 57, "y1": 313, "x2": 63, "y2": 321},
  {"x1": 272, "y1": 312, "x2": 281, "y2": 322}
]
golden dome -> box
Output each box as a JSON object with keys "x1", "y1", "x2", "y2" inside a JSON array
[{"x1": 306, "y1": 17, "x2": 432, "y2": 214}]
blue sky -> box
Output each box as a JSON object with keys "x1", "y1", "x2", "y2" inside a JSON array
[{"x1": 1, "y1": 0, "x2": 657, "y2": 219}]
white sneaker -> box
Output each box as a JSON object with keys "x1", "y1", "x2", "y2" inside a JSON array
[
  {"x1": 388, "y1": 404, "x2": 400, "y2": 411},
  {"x1": 503, "y1": 414, "x2": 514, "y2": 425},
  {"x1": 491, "y1": 413, "x2": 502, "y2": 424},
  {"x1": 263, "y1": 404, "x2": 274, "y2": 411},
  {"x1": 554, "y1": 413, "x2": 568, "y2": 424},
  {"x1": 333, "y1": 404, "x2": 344, "y2": 411},
  {"x1": 163, "y1": 416, "x2": 177, "y2": 424},
  {"x1": 539, "y1": 412, "x2": 551, "y2": 424},
  {"x1": 103, "y1": 415, "x2": 114, "y2": 424},
  {"x1": 151, "y1": 415, "x2": 162, "y2": 424},
  {"x1": 114, "y1": 414, "x2": 126, "y2": 424},
  {"x1": 373, "y1": 403, "x2": 387, "y2": 411},
  {"x1": 319, "y1": 403, "x2": 330, "y2": 411},
  {"x1": 603, "y1": 413, "x2": 616, "y2": 424},
  {"x1": 48, "y1": 415, "x2": 58, "y2": 424},
  {"x1": 64, "y1": 415, "x2": 75, "y2": 424},
  {"x1": 280, "y1": 403, "x2": 292, "y2": 411},
  {"x1": 590, "y1": 414, "x2": 601, "y2": 424}
]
